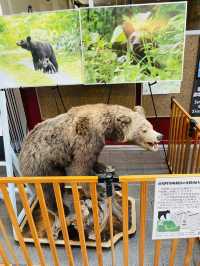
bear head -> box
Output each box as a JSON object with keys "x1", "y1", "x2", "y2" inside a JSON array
[
  {"x1": 113, "y1": 105, "x2": 163, "y2": 151},
  {"x1": 16, "y1": 36, "x2": 32, "y2": 50}
]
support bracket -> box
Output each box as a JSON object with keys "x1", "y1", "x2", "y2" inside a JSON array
[
  {"x1": 189, "y1": 119, "x2": 197, "y2": 137},
  {"x1": 98, "y1": 166, "x2": 119, "y2": 197}
]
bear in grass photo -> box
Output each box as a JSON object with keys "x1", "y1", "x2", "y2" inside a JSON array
[{"x1": 17, "y1": 36, "x2": 58, "y2": 73}]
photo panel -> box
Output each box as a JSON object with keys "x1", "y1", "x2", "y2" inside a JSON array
[
  {"x1": 81, "y1": 2, "x2": 187, "y2": 85},
  {"x1": 0, "y1": 9, "x2": 82, "y2": 89}
]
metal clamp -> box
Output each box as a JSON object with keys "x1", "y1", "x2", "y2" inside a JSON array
[
  {"x1": 189, "y1": 119, "x2": 197, "y2": 137},
  {"x1": 98, "y1": 166, "x2": 119, "y2": 197}
]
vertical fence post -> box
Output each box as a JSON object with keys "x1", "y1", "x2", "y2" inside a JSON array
[
  {"x1": 169, "y1": 239, "x2": 178, "y2": 266},
  {"x1": 0, "y1": 240, "x2": 11, "y2": 265},
  {"x1": 0, "y1": 184, "x2": 33, "y2": 265},
  {"x1": 195, "y1": 133, "x2": 200, "y2": 173},
  {"x1": 53, "y1": 183, "x2": 75, "y2": 266},
  {"x1": 171, "y1": 106, "x2": 179, "y2": 172},
  {"x1": 0, "y1": 218, "x2": 20, "y2": 266},
  {"x1": 35, "y1": 184, "x2": 60, "y2": 266},
  {"x1": 122, "y1": 182, "x2": 129, "y2": 266},
  {"x1": 190, "y1": 129, "x2": 199, "y2": 173},
  {"x1": 178, "y1": 117, "x2": 188, "y2": 173},
  {"x1": 108, "y1": 197, "x2": 116, "y2": 266},
  {"x1": 53, "y1": 183, "x2": 74, "y2": 266},
  {"x1": 139, "y1": 182, "x2": 148, "y2": 266},
  {"x1": 183, "y1": 239, "x2": 195, "y2": 266},
  {"x1": 153, "y1": 240, "x2": 161, "y2": 266},
  {"x1": 0, "y1": 91, "x2": 17, "y2": 215},
  {"x1": 71, "y1": 183, "x2": 89, "y2": 266},
  {"x1": 174, "y1": 114, "x2": 184, "y2": 173},
  {"x1": 169, "y1": 102, "x2": 178, "y2": 170},
  {"x1": 17, "y1": 184, "x2": 46, "y2": 266},
  {"x1": 167, "y1": 97, "x2": 174, "y2": 164},
  {"x1": 90, "y1": 183, "x2": 103, "y2": 266}
]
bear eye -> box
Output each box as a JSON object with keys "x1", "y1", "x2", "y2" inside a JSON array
[{"x1": 143, "y1": 129, "x2": 147, "y2": 133}]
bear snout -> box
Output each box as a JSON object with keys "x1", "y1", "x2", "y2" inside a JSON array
[{"x1": 157, "y1": 133, "x2": 163, "y2": 142}]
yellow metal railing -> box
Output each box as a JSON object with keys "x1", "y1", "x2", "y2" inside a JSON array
[
  {"x1": 0, "y1": 99, "x2": 200, "y2": 266},
  {"x1": 119, "y1": 174, "x2": 200, "y2": 266},
  {"x1": 168, "y1": 98, "x2": 200, "y2": 174},
  {"x1": 0, "y1": 174, "x2": 199, "y2": 266}
]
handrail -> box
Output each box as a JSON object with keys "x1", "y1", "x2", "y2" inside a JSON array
[
  {"x1": 172, "y1": 98, "x2": 200, "y2": 131},
  {"x1": 0, "y1": 176, "x2": 98, "y2": 183},
  {"x1": 0, "y1": 173, "x2": 199, "y2": 184}
]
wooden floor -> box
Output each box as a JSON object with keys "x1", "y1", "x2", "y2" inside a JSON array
[{"x1": 0, "y1": 147, "x2": 199, "y2": 265}]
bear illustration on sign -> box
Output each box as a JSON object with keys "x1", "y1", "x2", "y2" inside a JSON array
[
  {"x1": 16, "y1": 36, "x2": 58, "y2": 73},
  {"x1": 158, "y1": 210, "x2": 170, "y2": 220}
]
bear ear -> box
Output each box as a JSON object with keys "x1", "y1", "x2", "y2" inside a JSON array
[
  {"x1": 116, "y1": 115, "x2": 131, "y2": 127},
  {"x1": 27, "y1": 36, "x2": 31, "y2": 42},
  {"x1": 75, "y1": 116, "x2": 90, "y2": 136},
  {"x1": 134, "y1": 106, "x2": 145, "y2": 117}
]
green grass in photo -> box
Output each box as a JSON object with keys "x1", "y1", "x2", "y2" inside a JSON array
[
  {"x1": 0, "y1": 10, "x2": 82, "y2": 88},
  {"x1": 81, "y1": 2, "x2": 186, "y2": 84}
]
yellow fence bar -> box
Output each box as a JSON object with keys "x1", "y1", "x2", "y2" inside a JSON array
[
  {"x1": 153, "y1": 240, "x2": 161, "y2": 266},
  {"x1": 170, "y1": 103, "x2": 178, "y2": 168},
  {"x1": 169, "y1": 98, "x2": 200, "y2": 175},
  {"x1": 0, "y1": 218, "x2": 20, "y2": 266},
  {"x1": 183, "y1": 128, "x2": 192, "y2": 174},
  {"x1": 89, "y1": 183, "x2": 103, "y2": 266},
  {"x1": 172, "y1": 99, "x2": 191, "y2": 118},
  {"x1": 53, "y1": 183, "x2": 75, "y2": 266},
  {"x1": 0, "y1": 176, "x2": 97, "y2": 184},
  {"x1": 35, "y1": 184, "x2": 60, "y2": 266},
  {"x1": 139, "y1": 182, "x2": 148, "y2": 266},
  {"x1": 17, "y1": 184, "x2": 46, "y2": 266},
  {"x1": 121, "y1": 182, "x2": 129, "y2": 266},
  {"x1": 120, "y1": 173, "x2": 200, "y2": 183},
  {"x1": 0, "y1": 240, "x2": 11, "y2": 265},
  {"x1": 169, "y1": 239, "x2": 178, "y2": 266},
  {"x1": 71, "y1": 182, "x2": 89, "y2": 266},
  {"x1": 174, "y1": 114, "x2": 184, "y2": 173},
  {"x1": 0, "y1": 184, "x2": 33, "y2": 266},
  {"x1": 190, "y1": 131, "x2": 199, "y2": 173},
  {"x1": 167, "y1": 98, "x2": 175, "y2": 165},
  {"x1": 183, "y1": 239, "x2": 195, "y2": 266},
  {"x1": 172, "y1": 107, "x2": 181, "y2": 171},
  {"x1": 178, "y1": 117, "x2": 188, "y2": 173},
  {"x1": 0, "y1": 173, "x2": 199, "y2": 185},
  {"x1": 195, "y1": 135, "x2": 200, "y2": 173},
  {"x1": 182, "y1": 120, "x2": 190, "y2": 174},
  {"x1": 108, "y1": 197, "x2": 116, "y2": 266}
]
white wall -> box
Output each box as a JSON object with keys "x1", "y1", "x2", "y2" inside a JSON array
[
  {"x1": 0, "y1": 2, "x2": 2, "y2": 15},
  {"x1": 0, "y1": 0, "x2": 70, "y2": 15}
]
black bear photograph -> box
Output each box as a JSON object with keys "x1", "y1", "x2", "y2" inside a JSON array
[
  {"x1": 0, "y1": 10, "x2": 82, "y2": 88},
  {"x1": 17, "y1": 36, "x2": 58, "y2": 73}
]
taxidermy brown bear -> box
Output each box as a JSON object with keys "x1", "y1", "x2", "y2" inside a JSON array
[{"x1": 19, "y1": 104, "x2": 162, "y2": 237}]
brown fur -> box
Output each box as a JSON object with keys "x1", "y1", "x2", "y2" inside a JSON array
[{"x1": 19, "y1": 104, "x2": 162, "y2": 212}]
